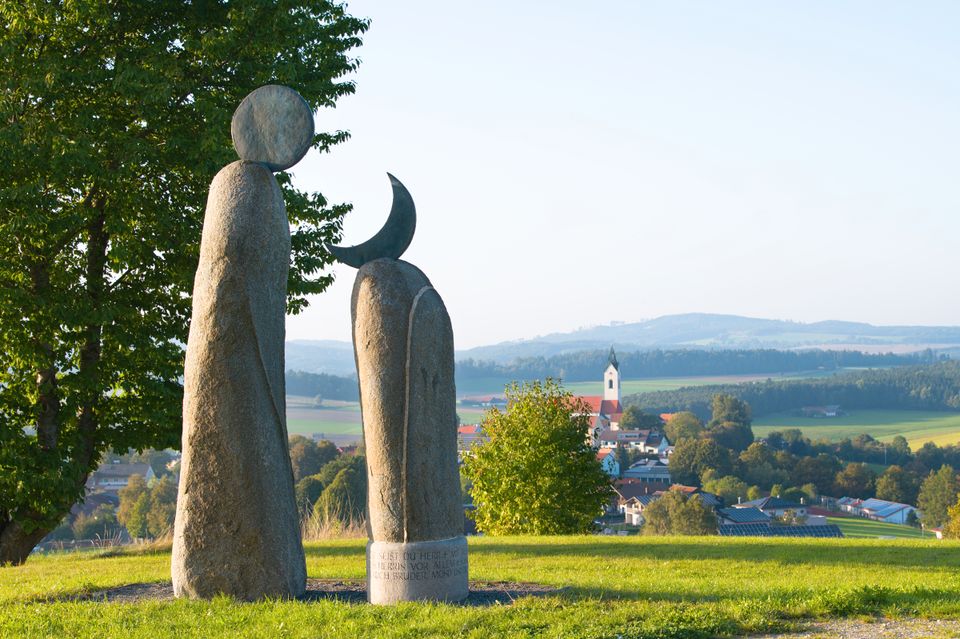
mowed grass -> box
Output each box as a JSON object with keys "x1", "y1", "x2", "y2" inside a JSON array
[
  {"x1": 3, "y1": 536, "x2": 960, "y2": 638},
  {"x1": 827, "y1": 517, "x2": 933, "y2": 539},
  {"x1": 753, "y1": 410, "x2": 960, "y2": 449}
]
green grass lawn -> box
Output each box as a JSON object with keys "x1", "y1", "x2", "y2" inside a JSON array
[
  {"x1": 3, "y1": 536, "x2": 960, "y2": 638},
  {"x1": 827, "y1": 517, "x2": 932, "y2": 539},
  {"x1": 753, "y1": 410, "x2": 960, "y2": 449}
]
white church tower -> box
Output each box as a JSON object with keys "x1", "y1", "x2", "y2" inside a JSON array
[{"x1": 603, "y1": 347, "x2": 620, "y2": 403}]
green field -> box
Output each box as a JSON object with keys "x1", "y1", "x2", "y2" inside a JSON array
[
  {"x1": 4, "y1": 536, "x2": 960, "y2": 638},
  {"x1": 457, "y1": 372, "x2": 837, "y2": 397},
  {"x1": 753, "y1": 410, "x2": 960, "y2": 449},
  {"x1": 827, "y1": 517, "x2": 933, "y2": 539}
]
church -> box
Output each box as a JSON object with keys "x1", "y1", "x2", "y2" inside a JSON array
[
  {"x1": 577, "y1": 348, "x2": 624, "y2": 434},
  {"x1": 578, "y1": 348, "x2": 671, "y2": 456}
]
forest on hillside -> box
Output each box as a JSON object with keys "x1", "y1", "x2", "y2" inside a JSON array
[
  {"x1": 456, "y1": 348, "x2": 929, "y2": 384},
  {"x1": 286, "y1": 349, "x2": 938, "y2": 401},
  {"x1": 624, "y1": 361, "x2": 960, "y2": 419}
]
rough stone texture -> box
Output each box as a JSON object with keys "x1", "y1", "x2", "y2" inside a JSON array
[
  {"x1": 172, "y1": 160, "x2": 306, "y2": 601},
  {"x1": 350, "y1": 258, "x2": 467, "y2": 603},
  {"x1": 231, "y1": 85, "x2": 314, "y2": 172}
]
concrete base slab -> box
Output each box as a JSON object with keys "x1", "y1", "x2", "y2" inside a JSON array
[{"x1": 366, "y1": 536, "x2": 468, "y2": 604}]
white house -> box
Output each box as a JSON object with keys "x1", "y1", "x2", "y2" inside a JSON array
[
  {"x1": 859, "y1": 498, "x2": 918, "y2": 524},
  {"x1": 85, "y1": 462, "x2": 154, "y2": 493},
  {"x1": 622, "y1": 459, "x2": 671, "y2": 483},
  {"x1": 597, "y1": 449, "x2": 620, "y2": 478}
]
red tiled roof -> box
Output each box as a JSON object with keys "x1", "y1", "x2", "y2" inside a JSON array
[
  {"x1": 599, "y1": 400, "x2": 622, "y2": 415},
  {"x1": 670, "y1": 484, "x2": 699, "y2": 494},
  {"x1": 597, "y1": 449, "x2": 612, "y2": 460},
  {"x1": 577, "y1": 396, "x2": 603, "y2": 414},
  {"x1": 457, "y1": 425, "x2": 483, "y2": 435}
]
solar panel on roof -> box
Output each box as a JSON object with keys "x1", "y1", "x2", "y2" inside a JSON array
[{"x1": 718, "y1": 524, "x2": 843, "y2": 538}]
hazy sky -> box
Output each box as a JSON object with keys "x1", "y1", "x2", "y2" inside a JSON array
[{"x1": 287, "y1": 1, "x2": 960, "y2": 349}]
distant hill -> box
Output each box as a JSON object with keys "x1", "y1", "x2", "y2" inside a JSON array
[
  {"x1": 286, "y1": 314, "x2": 960, "y2": 374},
  {"x1": 457, "y1": 313, "x2": 960, "y2": 364},
  {"x1": 285, "y1": 340, "x2": 356, "y2": 376}
]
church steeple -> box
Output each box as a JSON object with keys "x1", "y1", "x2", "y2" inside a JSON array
[{"x1": 603, "y1": 347, "x2": 620, "y2": 402}]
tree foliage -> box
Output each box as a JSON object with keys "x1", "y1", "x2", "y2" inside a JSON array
[
  {"x1": 669, "y1": 438, "x2": 733, "y2": 486},
  {"x1": 462, "y1": 379, "x2": 612, "y2": 535},
  {"x1": 664, "y1": 412, "x2": 703, "y2": 443},
  {"x1": 642, "y1": 490, "x2": 717, "y2": 535},
  {"x1": 455, "y1": 348, "x2": 922, "y2": 387},
  {"x1": 289, "y1": 436, "x2": 340, "y2": 482},
  {"x1": 618, "y1": 406, "x2": 663, "y2": 430},
  {"x1": 313, "y1": 454, "x2": 367, "y2": 524},
  {"x1": 625, "y1": 361, "x2": 960, "y2": 418},
  {"x1": 833, "y1": 463, "x2": 876, "y2": 499},
  {"x1": 0, "y1": 1, "x2": 368, "y2": 564},
  {"x1": 918, "y1": 465, "x2": 959, "y2": 528},
  {"x1": 116, "y1": 472, "x2": 177, "y2": 539}
]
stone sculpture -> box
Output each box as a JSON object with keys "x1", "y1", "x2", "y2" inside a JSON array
[
  {"x1": 171, "y1": 85, "x2": 312, "y2": 600},
  {"x1": 329, "y1": 177, "x2": 468, "y2": 604}
]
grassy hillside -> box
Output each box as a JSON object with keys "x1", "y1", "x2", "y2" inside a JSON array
[
  {"x1": 3, "y1": 536, "x2": 960, "y2": 638},
  {"x1": 753, "y1": 410, "x2": 960, "y2": 448}
]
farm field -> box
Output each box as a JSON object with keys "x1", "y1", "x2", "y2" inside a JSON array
[
  {"x1": 455, "y1": 370, "x2": 841, "y2": 397},
  {"x1": 4, "y1": 536, "x2": 959, "y2": 638},
  {"x1": 563, "y1": 369, "x2": 843, "y2": 398},
  {"x1": 827, "y1": 517, "x2": 932, "y2": 539},
  {"x1": 753, "y1": 410, "x2": 960, "y2": 449},
  {"x1": 286, "y1": 395, "x2": 493, "y2": 434},
  {"x1": 286, "y1": 395, "x2": 362, "y2": 444}
]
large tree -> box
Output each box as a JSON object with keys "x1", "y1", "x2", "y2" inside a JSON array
[
  {"x1": 918, "y1": 465, "x2": 959, "y2": 528},
  {"x1": 0, "y1": 1, "x2": 367, "y2": 564},
  {"x1": 462, "y1": 379, "x2": 612, "y2": 535}
]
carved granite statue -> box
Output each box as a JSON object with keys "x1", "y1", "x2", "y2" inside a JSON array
[
  {"x1": 171, "y1": 85, "x2": 313, "y2": 600},
  {"x1": 329, "y1": 176, "x2": 468, "y2": 604}
]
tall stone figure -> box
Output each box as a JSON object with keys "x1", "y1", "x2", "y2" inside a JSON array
[
  {"x1": 329, "y1": 177, "x2": 468, "y2": 604},
  {"x1": 172, "y1": 85, "x2": 314, "y2": 600}
]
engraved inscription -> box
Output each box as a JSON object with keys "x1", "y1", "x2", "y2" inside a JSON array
[{"x1": 370, "y1": 547, "x2": 469, "y2": 582}]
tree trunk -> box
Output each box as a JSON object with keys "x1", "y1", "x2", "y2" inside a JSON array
[{"x1": 0, "y1": 519, "x2": 50, "y2": 566}]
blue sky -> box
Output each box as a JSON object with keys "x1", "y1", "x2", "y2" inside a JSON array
[{"x1": 287, "y1": 1, "x2": 960, "y2": 348}]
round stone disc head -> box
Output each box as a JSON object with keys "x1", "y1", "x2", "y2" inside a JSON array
[{"x1": 231, "y1": 85, "x2": 315, "y2": 172}]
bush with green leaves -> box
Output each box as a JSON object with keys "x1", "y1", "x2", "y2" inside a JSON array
[{"x1": 462, "y1": 379, "x2": 612, "y2": 535}]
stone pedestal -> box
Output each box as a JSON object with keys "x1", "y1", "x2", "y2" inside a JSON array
[{"x1": 367, "y1": 536, "x2": 469, "y2": 604}]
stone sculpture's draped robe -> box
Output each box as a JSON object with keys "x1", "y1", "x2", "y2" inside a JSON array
[{"x1": 172, "y1": 160, "x2": 306, "y2": 600}]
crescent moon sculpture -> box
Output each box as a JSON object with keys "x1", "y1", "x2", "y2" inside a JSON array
[{"x1": 327, "y1": 173, "x2": 416, "y2": 268}]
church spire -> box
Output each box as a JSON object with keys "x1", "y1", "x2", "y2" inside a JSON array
[
  {"x1": 607, "y1": 346, "x2": 619, "y2": 371},
  {"x1": 604, "y1": 347, "x2": 620, "y2": 402}
]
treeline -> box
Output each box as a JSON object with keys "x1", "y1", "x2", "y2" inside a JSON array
[
  {"x1": 286, "y1": 370, "x2": 359, "y2": 401},
  {"x1": 456, "y1": 348, "x2": 930, "y2": 384},
  {"x1": 664, "y1": 396, "x2": 960, "y2": 526},
  {"x1": 625, "y1": 361, "x2": 960, "y2": 419}
]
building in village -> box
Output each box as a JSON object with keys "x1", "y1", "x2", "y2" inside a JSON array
[
  {"x1": 837, "y1": 497, "x2": 918, "y2": 524},
  {"x1": 578, "y1": 348, "x2": 625, "y2": 438},
  {"x1": 85, "y1": 462, "x2": 154, "y2": 494},
  {"x1": 622, "y1": 459, "x2": 671, "y2": 483},
  {"x1": 596, "y1": 449, "x2": 620, "y2": 478},
  {"x1": 578, "y1": 348, "x2": 671, "y2": 455},
  {"x1": 734, "y1": 495, "x2": 808, "y2": 519}
]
